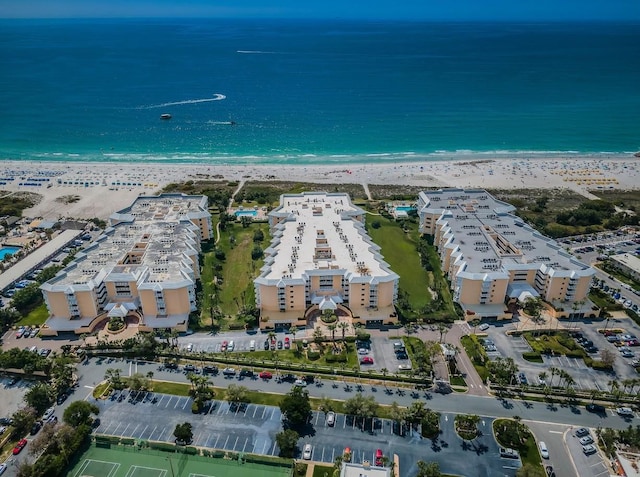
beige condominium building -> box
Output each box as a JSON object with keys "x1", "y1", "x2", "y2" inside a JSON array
[
  {"x1": 40, "y1": 193, "x2": 212, "y2": 336},
  {"x1": 254, "y1": 192, "x2": 399, "y2": 329},
  {"x1": 417, "y1": 189, "x2": 595, "y2": 320}
]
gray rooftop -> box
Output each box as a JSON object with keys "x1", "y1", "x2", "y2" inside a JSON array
[
  {"x1": 41, "y1": 194, "x2": 208, "y2": 293},
  {"x1": 418, "y1": 189, "x2": 593, "y2": 279}
]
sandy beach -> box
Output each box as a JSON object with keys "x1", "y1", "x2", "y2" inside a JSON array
[{"x1": 1, "y1": 155, "x2": 638, "y2": 220}]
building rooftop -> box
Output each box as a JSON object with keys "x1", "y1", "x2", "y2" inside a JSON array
[
  {"x1": 419, "y1": 189, "x2": 593, "y2": 278},
  {"x1": 611, "y1": 252, "x2": 640, "y2": 273},
  {"x1": 258, "y1": 192, "x2": 397, "y2": 285},
  {"x1": 41, "y1": 194, "x2": 207, "y2": 293},
  {"x1": 341, "y1": 462, "x2": 390, "y2": 477}
]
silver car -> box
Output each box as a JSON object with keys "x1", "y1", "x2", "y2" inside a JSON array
[{"x1": 302, "y1": 443, "x2": 312, "y2": 460}]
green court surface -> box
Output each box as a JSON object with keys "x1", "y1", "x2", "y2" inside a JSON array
[{"x1": 66, "y1": 444, "x2": 292, "y2": 477}]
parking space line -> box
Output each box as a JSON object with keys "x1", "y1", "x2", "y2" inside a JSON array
[
  {"x1": 130, "y1": 423, "x2": 140, "y2": 437},
  {"x1": 261, "y1": 407, "x2": 267, "y2": 419},
  {"x1": 182, "y1": 398, "x2": 189, "y2": 410},
  {"x1": 213, "y1": 434, "x2": 220, "y2": 449},
  {"x1": 261, "y1": 440, "x2": 269, "y2": 455},
  {"x1": 321, "y1": 447, "x2": 325, "y2": 462},
  {"x1": 331, "y1": 448, "x2": 335, "y2": 463},
  {"x1": 174, "y1": 397, "x2": 182, "y2": 409},
  {"x1": 140, "y1": 425, "x2": 148, "y2": 438},
  {"x1": 252, "y1": 405, "x2": 258, "y2": 418},
  {"x1": 113, "y1": 422, "x2": 122, "y2": 435},
  {"x1": 314, "y1": 412, "x2": 321, "y2": 426},
  {"x1": 233, "y1": 436, "x2": 239, "y2": 450},
  {"x1": 149, "y1": 425, "x2": 157, "y2": 439},
  {"x1": 120, "y1": 423, "x2": 131, "y2": 437},
  {"x1": 242, "y1": 437, "x2": 248, "y2": 452},
  {"x1": 165, "y1": 396, "x2": 173, "y2": 408},
  {"x1": 223, "y1": 435, "x2": 230, "y2": 449},
  {"x1": 270, "y1": 441, "x2": 277, "y2": 456}
]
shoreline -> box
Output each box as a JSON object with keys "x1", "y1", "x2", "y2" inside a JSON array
[{"x1": 0, "y1": 155, "x2": 638, "y2": 220}]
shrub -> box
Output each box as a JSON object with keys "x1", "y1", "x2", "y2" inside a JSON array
[
  {"x1": 522, "y1": 352, "x2": 543, "y2": 363},
  {"x1": 306, "y1": 351, "x2": 321, "y2": 360},
  {"x1": 325, "y1": 353, "x2": 347, "y2": 363},
  {"x1": 214, "y1": 250, "x2": 226, "y2": 261},
  {"x1": 191, "y1": 402, "x2": 201, "y2": 414}
]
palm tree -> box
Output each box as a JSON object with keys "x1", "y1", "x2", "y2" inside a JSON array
[
  {"x1": 538, "y1": 371, "x2": 548, "y2": 386},
  {"x1": 289, "y1": 325, "x2": 298, "y2": 344},
  {"x1": 327, "y1": 323, "x2": 338, "y2": 348},
  {"x1": 337, "y1": 322, "x2": 349, "y2": 341}
]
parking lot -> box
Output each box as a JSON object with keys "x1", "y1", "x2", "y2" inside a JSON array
[
  {"x1": 0, "y1": 375, "x2": 33, "y2": 419},
  {"x1": 96, "y1": 392, "x2": 283, "y2": 456},
  {"x1": 93, "y1": 392, "x2": 519, "y2": 476}
]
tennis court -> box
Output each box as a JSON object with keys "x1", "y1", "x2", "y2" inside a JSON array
[{"x1": 67, "y1": 443, "x2": 292, "y2": 477}]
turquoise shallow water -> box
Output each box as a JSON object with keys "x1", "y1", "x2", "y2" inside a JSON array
[{"x1": 0, "y1": 19, "x2": 639, "y2": 165}]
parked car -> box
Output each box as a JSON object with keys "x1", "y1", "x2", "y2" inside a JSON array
[
  {"x1": 582, "y1": 444, "x2": 597, "y2": 455},
  {"x1": 500, "y1": 447, "x2": 519, "y2": 459},
  {"x1": 284, "y1": 337, "x2": 290, "y2": 349},
  {"x1": 222, "y1": 367, "x2": 236, "y2": 376},
  {"x1": 12, "y1": 438, "x2": 27, "y2": 455},
  {"x1": 616, "y1": 407, "x2": 634, "y2": 417},
  {"x1": 575, "y1": 427, "x2": 590, "y2": 437},
  {"x1": 30, "y1": 420, "x2": 42, "y2": 435},
  {"x1": 263, "y1": 339, "x2": 270, "y2": 350},
  {"x1": 227, "y1": 340, "x2": 235, "y2": 352},
  {"x1": 202, "y1": 366, "x2": 219, "y2": 375},
  {"x1": 0, "y1": 463, "x2": 6, "y2": 475},
  {"x1": 293, "y1": 379, "x2": 307, "y2": 387},
  {"x1": 478, "y1": 323, "x2": 490, "y2": 331},
  {"x1": 258, "y1": 371, "x2": 273, "y2": 380},
  {"x1": 360, "y1": 356, "x2": 374, "y2": 365},
  {"x1": 539, "y1": 441, "x2": 549, "y2": 459},
  {"x1": 221, "y1": 341, "x2": 228, "y2": 352},
  {"x1": 327, "y1": 411, "x2": 336, "y2": 426},
  {"x1": 358, "y1": 348, "x2": 369, "y2": 355},
  {"x1": 43, "y1": 407, "x2": 55, "y2": 420},
  {"x1": 277, "y1": 340, "x2": 283, "y2": 350},
  {"x1": 302, "y1": 444, "x2": 312, "y2": 460},
  {"x1": 579, "y1": 435, "x2": 594, "y2": 445},
  {"x1": 239, "y1": 369, "x2": 254, "y2": 378},
  {"x1": 375, "y1": 449, "x2": 384, "y2": 466}
]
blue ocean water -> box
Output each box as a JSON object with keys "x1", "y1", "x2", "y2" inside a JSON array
[{"x1": 0, "y1": 19, "x2": 639, "y2": 165}]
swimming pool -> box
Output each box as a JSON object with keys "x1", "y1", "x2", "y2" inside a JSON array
[
  {"x1": 395, "y1": 206, "x2": 416, "y2": 213},
  {"x1": 235, "y1": 210, "x2": 258, "y2": 217},
  {"x1": 0, "y1": 246, "x2": 20, "y2": 260}
]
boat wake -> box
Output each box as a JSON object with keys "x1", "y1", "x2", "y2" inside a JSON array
[{"x1": 141, "y1": 94, "x2": 226, "y2": 109}]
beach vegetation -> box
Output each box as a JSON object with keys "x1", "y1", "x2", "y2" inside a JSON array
[
  {"x1": 237, "y1": 181, "x2": 368, "y2": 205},
  {"x1": 0, "y1": 190, "x2": 40, "y2": 216},
  {"x1": 489, "y1": 188, "x2": 639, "y2": 237}
]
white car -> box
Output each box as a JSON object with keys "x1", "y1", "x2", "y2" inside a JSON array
[
  {"x1": 582, "y1": 444, "x2": 597, "y2": 455},
  {"x1": 539, "y1": 441, "x2": 549, "y2": 459},
  {"x1": 616, "y1": 407, "x2": 634, "y2": 417},
  {"x1": 302, "y1": 443, "x2": 312, "y2": 460},
  {"x1": 0, "y1": 463, "x2": 6, "y2": 475},
  {"x1": 478, "y1": 323, "x2": 490, "y2": 331},
  {"x1": 43, "y1": 407, "x2": 55, "y2": 421},
  {"x1": 357, "y1": 348, "x2": 369, "y2": 355},
  {"x1": 579, "y1": 435, "x2": 594, "y2": 445},
  {"x1": 326, "y1": 411, "x2": 336, "y2": 426},
  {"x1": 294, "y1": 379, "x2": 307, "y2": 387}
]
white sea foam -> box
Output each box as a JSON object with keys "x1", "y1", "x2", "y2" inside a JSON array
[
  {"x1": 237, "y1": 50, "x2": 276, "y2": 54},
  {"x1": 140, "y1": 94, "x2": 226, "y2": 109}
]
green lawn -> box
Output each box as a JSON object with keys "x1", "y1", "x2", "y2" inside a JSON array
[
  {"x1": 365, "y1": 216, "x2": 431, "y2": 310},
  {"x1": 16, "y1": 303, "x2": 49, "y2": 326},
  {"x1": 493, "y1": 418, "x2": 542, "y2": 470},
  {"x1": 200, "y1": 220, "x2": 270, "y2": 328},
  {"x1": 460, "y1": 335, "x2": 489, "y2": 382},
  {"x1": 312, "y1": 464, "x2": 335, "y2": 477}
]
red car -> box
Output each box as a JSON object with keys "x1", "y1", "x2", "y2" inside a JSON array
[
  {"x1": 13, "y1": 438, "x2": 27, "y2": 455},
  {"x1": 259, "y1": 371, "x2": 273, "y2": 379},
  {"x1": 375, "y1": 449, "x2": 383, "y2": 466},
  {"x1": 360, "y1": 356, "x2": 374, "y2": 365},
  {"x1": 221, "y1": 341, "x2": 228, "y2": 352},
  {"x1": 284, "y1": 337, "x2": 291, "y2": 349}
]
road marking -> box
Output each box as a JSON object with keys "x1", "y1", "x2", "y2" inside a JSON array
[
  {"x1": 165, "y1": 396, "x2": 173, "y2": 408},
  {"x1": 261, "y1": 407, "x2": 267, "y2": 419},
  {"x1": 549, "y1": 430, "x2": 563, "y2": 434},
  {"x1": 174, "y1": 397, "x2": 182, "y2": 409},
  {"x1": 252, "y1": 406, "x2": 258, "y2": 418},
  {"x1": 213, "y1": 434, "x2": 220, "y2": 449},
  {"x1": 182, "y1": 398, "x2": 189, "y2": 410},
  {"x1": 120, "y1": 423, "x2": 131, "y2": 437},
  {"x1": 270, "y1": 441, "x2": 277, "y2": 456},
  {"x1": 331, "y1": 448, "x2": 335, "y2": 463},
  {"x1": 84, "y1": 385, "x2": 94, "y2": 389},
  {"x1": 233, "y1": 436, "x2": 239, "y2": 450},
  {"x1": 131, "y1": 423, "x2": 140, "y2": 437},
  {"x1": 113, "y1": 422, "x2": 122, "y2": 435},
  {"x1": 242, "y1": 437, "x2": 248, "y2": 452},
  {"x1": 321, "y1": 447, "x2": 325, "y2": 462},
  {"x1": 261, "y1": 440, "x2": 269, "y2": 455},
  {"x1": 223, "y1": 435, "x2": 230, "y2": 449},
  {"x1": 444, "y1": 415, "x2": 448, "y2": 422},
  {"x1": 140, "y1": 425, "x2": 148, "y2": 438},
  {"x1": 150, "y1": 425, "x2": 157, "y2": 439}
]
